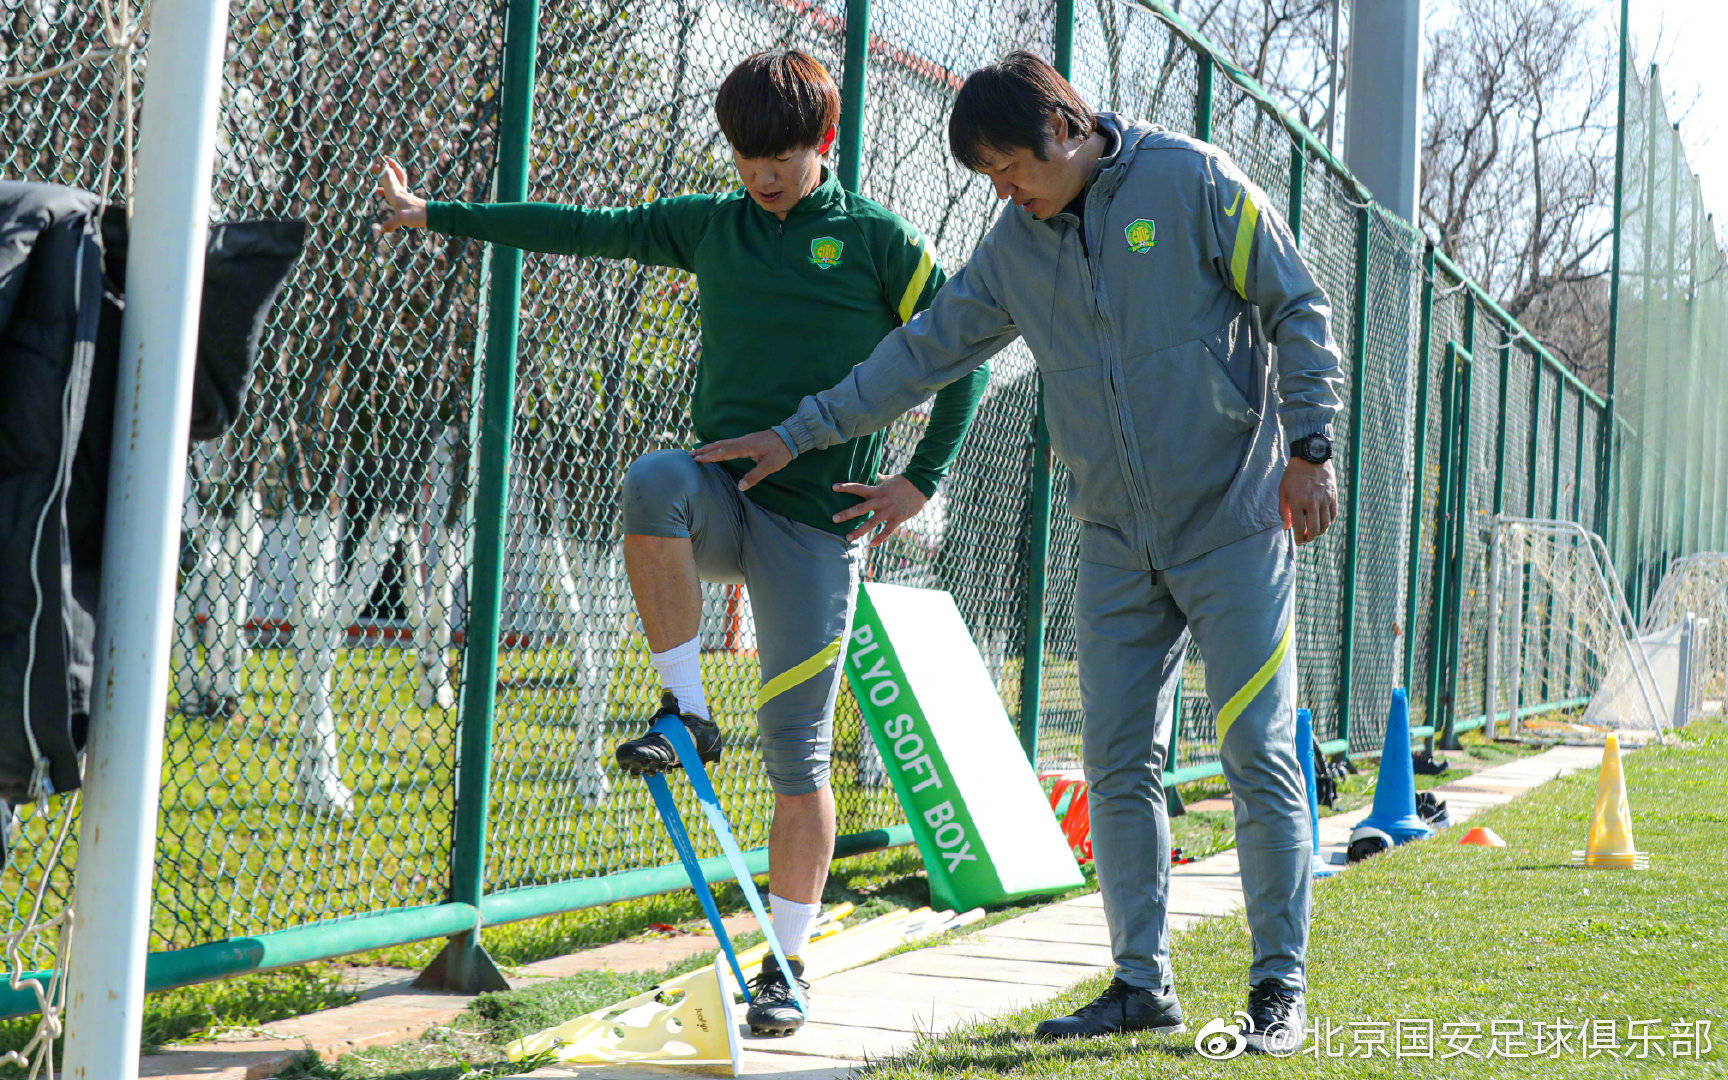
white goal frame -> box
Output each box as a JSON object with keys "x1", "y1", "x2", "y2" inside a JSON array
[{"x1": 1485, "y1": 517, "x2": 1670, "y2": 742}]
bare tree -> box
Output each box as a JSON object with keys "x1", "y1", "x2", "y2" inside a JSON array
[
  {"x1": 1420, "y1": 0, "x2": 1618, "y2": 388},
  {"x1": 1177, "y1": 0, "x2": 1340, "y2": 135}
]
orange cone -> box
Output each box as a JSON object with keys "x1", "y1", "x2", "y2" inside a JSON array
[
  {"x1": 1569, "y1": 734, "x2": 1649, "y2": 870},
  {"x1": 1459, "y1": 826, "x2": 1507, "y2": 847}
]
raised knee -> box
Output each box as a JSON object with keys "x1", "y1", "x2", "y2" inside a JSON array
[
  {"x1": 622, "y1": 449, "x2": 705, "y2": 534},
  {"x1": 623, "y1": 449, "x2": 703, "y2": 503}
]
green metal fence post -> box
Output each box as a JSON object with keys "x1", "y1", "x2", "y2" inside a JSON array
[
  {"x1": 1684, "y1": 189, "x2": 1704, "y2": 555},
  {"x1": 1424, "y1": 346, "x2": 1460, "y2": 748},
  {"x1": 1484, "y1": 336, "x2": 1511, "y2": 725},
  {"x1": 1053, "y1": 0, "x2": 1074, "y2": 76},
  {"x1": 1428, "y1": 294, "x2": 1473, "y2": 750},
  {"x1": 1017, "y1": 0, "x2": 1071, "y2": 764},
  {"x1": 1405, "y1": 245, "x2": 1436, "y2": 738},
  {"x1": 1196, "y1": 49, "x2": 1214, "y2": 140},
  {"x1": 418, "y1": 0, "x2": 539, "y2": 995},
  {"x1": 1600, "y1": 0, "x2": 1630, "y2": 549},
  {"x1": 1549, "y1": 370, "x2": 1565, "y2": 520},
  {"x1": 1658, "y1": 119, "x2": 1680, "y2": 603},
  {"x1": 1630, "y1": 65, "x2": 1660, "y2": 617},
  {"x1": 1440, "y1": 353, "x2": 1472, "y2": 751},
  {"x1": 837, "y1": 0, "x2": 870, "y2": 194},
  {"x1": 1335, "y1": 205, "x2": 1371, "y2": 749}
]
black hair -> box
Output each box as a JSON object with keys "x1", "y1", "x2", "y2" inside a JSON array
[
  {"x1": 715, "y1": 50, "x2": 841, "y2": 158},
  {"x1": 948, "y1": 50, "x2": 1096, "y2": 170}
]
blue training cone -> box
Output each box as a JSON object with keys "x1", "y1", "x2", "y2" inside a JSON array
[
  {"x1": 1296, "y1": 708, "x2": 1340, "y2": 877},
  {"x1": 1348, "y1": 689, "x2": 1431, "y2": 861}
]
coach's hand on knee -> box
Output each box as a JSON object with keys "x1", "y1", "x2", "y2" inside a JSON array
[
  {"x1": 1280, "y1": 458, "x2": 1338, "y2": 545},
  {"x1": 692, "y1": 430, "x2": 792, "y2": 491},
  {"x1": 832, "y1": 475, "x2": 927, "y2": 546}
]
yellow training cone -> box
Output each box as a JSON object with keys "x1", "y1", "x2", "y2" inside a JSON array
[
  {"x1": 1569, "y1": 734, "x2": 1649, "y2": 870},
  {"x1": 505, "y1": 964, "x2": 741, "y2": 1073}
]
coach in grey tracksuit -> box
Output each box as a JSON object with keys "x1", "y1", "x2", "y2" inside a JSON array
[{"x1": 695, "y1": 52, "x2": 1343, "y2": 1051}]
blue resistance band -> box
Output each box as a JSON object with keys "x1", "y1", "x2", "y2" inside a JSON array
[{"x1": 642, "y1": 715, "x2": 808, "y2": 1014}]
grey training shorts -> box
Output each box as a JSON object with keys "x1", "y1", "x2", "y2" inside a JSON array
[{"x1": 621, "y1": 449, "x2": 861, "y2": 796}]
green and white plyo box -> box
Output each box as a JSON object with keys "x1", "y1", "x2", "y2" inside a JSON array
[{"x1": 844, "y1": 582, "x2": 1084, "y2": 911}]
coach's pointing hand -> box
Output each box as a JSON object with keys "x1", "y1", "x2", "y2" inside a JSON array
[
  {"x1": 692, "y1": 430, "x2": 793, "y2": 491},
  {"x1": 832, "y1": 475, "x2": 927, "y2": 546}
]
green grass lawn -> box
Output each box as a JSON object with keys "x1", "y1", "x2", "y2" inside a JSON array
[
  {"x1": 861, "y1": 720, "x2": 1728, "y2": 1078},
  {"x1": 0, "y1": 632, "x2": 1556, "y2": 1073},
  {"x1": 0, "y1": 641, "x2": 913, "y2": 963}
]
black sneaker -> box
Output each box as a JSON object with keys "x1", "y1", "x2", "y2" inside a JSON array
[
  {"x1": 1243, "y1": 979, "x2": 1306, "y2": 1054},
  {"x1": 615, "y1": 692, "x2": 723, "y2": 776},
  {"x1": 1033, "y1": 977, "x2": 1185, "y2": 1041},
  {"x1": 746, "y1": 953, "x2": 807, "y2": 1036}
]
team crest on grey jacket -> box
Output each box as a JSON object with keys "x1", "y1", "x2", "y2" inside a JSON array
[{"x1": 1124, "y1": 218, "x2": 1157, "y2": 253}]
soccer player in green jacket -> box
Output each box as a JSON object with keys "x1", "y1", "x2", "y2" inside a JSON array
[{"x1": 375, "y1": 49, "x2": 988, "y2": 1035}]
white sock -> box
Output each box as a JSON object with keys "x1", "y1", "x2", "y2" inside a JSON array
[
  {"x1": 650, "y1": 637, "x2": 709, "y2": 721},
  {"x1": 769, "y1": 894, "x2": 822, "y2": 959}
]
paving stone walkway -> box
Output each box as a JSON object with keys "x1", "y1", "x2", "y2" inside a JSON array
[
  {"x1": 510, "y1": 743, "x2": 1606, "y2": 1079},
  {"x1": 139, "y1": 742, "x2": 1604, "y2": 1079}
]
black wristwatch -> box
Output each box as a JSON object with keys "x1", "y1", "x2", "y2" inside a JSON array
[{"x1": 1290, "y1": 433, "x2": 1333, "y2": 465}]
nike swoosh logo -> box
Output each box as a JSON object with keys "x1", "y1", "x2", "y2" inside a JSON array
[{"x1": 1225, "y1": 190, "x2": 1243, "y2": 216}]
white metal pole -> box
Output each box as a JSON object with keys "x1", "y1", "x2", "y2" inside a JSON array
[
  {"x1": 1484, "y1": 517, "x2": 1503, "y2": 738},
  {"x1": 62, "y1": 0, "x2": 232, "y2": 1074},
  {"x1": 1507, "y1": 526, "x2": 1526, "y2": 737}
]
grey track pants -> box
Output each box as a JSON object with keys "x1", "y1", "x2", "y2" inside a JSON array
[
  {"x1": 1078, "y1": 524, "x2": 1310, "y2": 994},
  {"x1": 621, "y1": 449, "x2": 862, "y2": 796}
]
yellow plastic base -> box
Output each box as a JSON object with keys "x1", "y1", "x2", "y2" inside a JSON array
[{"x1": 505, "y1": 965, "x2": 741, "y2": 1073}]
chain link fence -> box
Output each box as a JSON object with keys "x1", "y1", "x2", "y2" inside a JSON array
[
  {"x1": 2, "y1": 0, "x2": 1722, "y2": 1018},
  {"x1": 1611, "y1": 65, "x2": 1728, "y2": 618}
]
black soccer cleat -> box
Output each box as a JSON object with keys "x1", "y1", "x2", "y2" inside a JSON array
[
  {"x1": 614, "y1": 691, "x2": 723, "y2": 776},
  {"x1": 746, "y1": 953, "x2": 808, "y2": 1036},
  {"x1": 1243, "y1": 979, "x2": 1306, "y2": 1054},
  {"x1": 1033, "y1": 977, "x2": 1186, "y2": 1040}
]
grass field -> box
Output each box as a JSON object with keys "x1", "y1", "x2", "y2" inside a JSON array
[
  {"x1": 0, "y1": 642, "x2": 911, "y2": 966},
  {"x1": 861, "y1": 720, "x2": 1728, "y2": 1078},
  {"x1": 0, "y1": 631, "x2": 1555, "y2": 1073},
  {"x1": 237, "y1": 726, "x2": 1544, "y2": 1078}
]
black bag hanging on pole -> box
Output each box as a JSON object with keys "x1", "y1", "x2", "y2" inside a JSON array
[{"x1": 0, "y1": 180, "x2": 305, "y2": 867}]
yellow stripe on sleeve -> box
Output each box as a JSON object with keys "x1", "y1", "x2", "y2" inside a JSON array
[
  {"x1": 897, "y1": 243, "x2": 936, "y2": 324},
  {"x1": 1229, "y1": 190, "x2": 1260, "y2": 300}
]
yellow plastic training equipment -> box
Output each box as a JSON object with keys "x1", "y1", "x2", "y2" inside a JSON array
[
  {"x1": 504, "y1": 965, "x2": 742, "y2": 1073},
  {"x1": 1569, "y1": 734, "x2": 1649, "y2": 871}
]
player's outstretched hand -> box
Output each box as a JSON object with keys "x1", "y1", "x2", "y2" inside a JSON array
[
  {"x1": 832, "y1": 475, "x2": 927, "y2": 546},
  {"x1": 373, "y1": 156, "x2": 428, "y2": 234},
  {"x1": 691, "y1": 430, "x2": 792, "y2": 491}
]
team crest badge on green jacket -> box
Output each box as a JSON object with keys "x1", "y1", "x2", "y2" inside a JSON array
[
  {"x1": 810, "y1": 236, "x2": 844, "y2": 269},
  {"x1": 1124, "y1": 218, "x2": 1157, "y2": 253}
]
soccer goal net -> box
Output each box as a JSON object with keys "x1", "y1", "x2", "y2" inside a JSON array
[
  {"x1": 1643, "y1": 553, "x2": 1728, "y2": 709},
  {"x1": 1486, "y1": 517, "x2": 1672, "y2": 742}
]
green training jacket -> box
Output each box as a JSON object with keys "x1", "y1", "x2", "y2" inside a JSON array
[{"x1": 426, "y1": 169, "x2": 989, "y2": 537}]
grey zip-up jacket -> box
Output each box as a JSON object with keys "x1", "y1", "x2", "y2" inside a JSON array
[{"x1": 774, "y1": 113, "x2": 1344, "y2": 570}]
